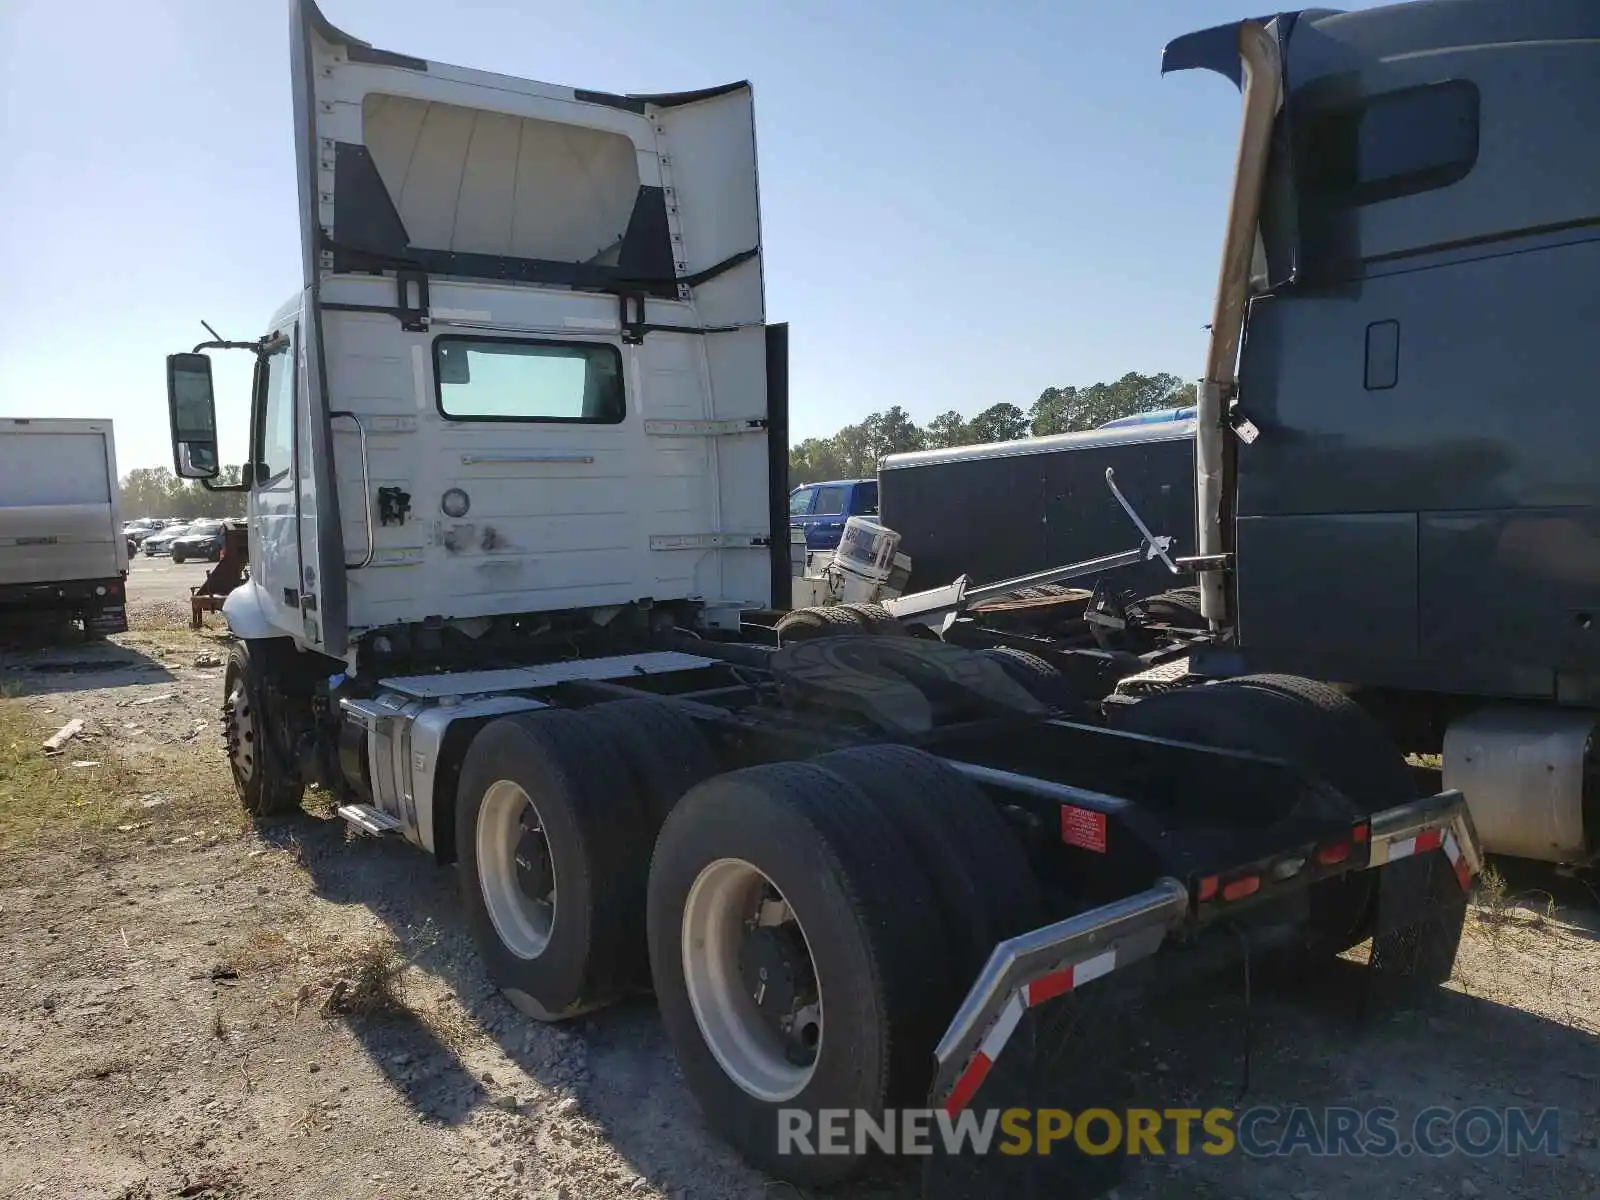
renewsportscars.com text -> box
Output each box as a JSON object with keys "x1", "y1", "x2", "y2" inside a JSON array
[{"x1": 777, "y1": 1106, "x2": 1562, "y2": 1159}]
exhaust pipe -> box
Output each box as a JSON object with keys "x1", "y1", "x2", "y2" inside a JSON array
[{"x1": 1194, "y1": 20, "x2": 1281, "y2": 628}]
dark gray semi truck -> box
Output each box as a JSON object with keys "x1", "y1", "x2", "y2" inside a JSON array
[
  {"x1": 832, "y1": 0, "x2": 1598, "y2": 869},
  {"x1": 1170, "y1": 0, "x2": 1600, "y2": 866}
]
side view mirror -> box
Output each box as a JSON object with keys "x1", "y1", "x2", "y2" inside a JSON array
[{"x1": 167, "y1": 353, "x2": 220, "y2": 480}]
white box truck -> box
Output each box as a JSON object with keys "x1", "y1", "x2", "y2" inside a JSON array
[{"x1": 0, "y1": 417, "x2": 129, "y2": 638}]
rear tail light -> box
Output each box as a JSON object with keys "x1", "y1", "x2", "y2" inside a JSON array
[
  {"x1": 1221, "y1": 875, "x2": 1261, "y2": 902},
  {"x1": 1351, "y1": 822, "x2": 1370, "y2": 844},
  {"x1": 1197, "y1": 875, "x2": 1219, "y2": 902},
  {"x1": 1315, "y1": 840, "x2": 1351, "y2": 866}
]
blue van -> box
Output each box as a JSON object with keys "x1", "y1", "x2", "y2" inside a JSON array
[{"x1": 789, "y1": 478, "x2": 878, "y2": 551}]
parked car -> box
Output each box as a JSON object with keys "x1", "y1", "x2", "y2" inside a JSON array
[
  {"x1": 124, "y1": 518, "x2": 171, "y2": 554},
  {"x1": 788, "y1": 478, "x2": 878, "y2": 551},
  {"x1": 169, "y1": 520, "x2": 228, "y2": 564},
  {"x1": 142, "y1": 523, "x2": 194, "y2": 556},
  {"x1": 122, "y1": 518, "x2": 166, "y2": 545}
]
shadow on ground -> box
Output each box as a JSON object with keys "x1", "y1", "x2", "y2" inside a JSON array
[
  {"x1": 0, "y1": 639, "x2": 176, "y2": 696},
  {"x1": 264, "y1": 811, "x2": 1600, "y2": 1200}
]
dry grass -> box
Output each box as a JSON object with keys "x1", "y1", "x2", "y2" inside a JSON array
[
  {"x1": 1454, "y1": 863, "x2": 1597, "y2": 1032},
  {"x1": 322, "y1": 935, "x2": 409, "y2": 1018},
  {"x1": 0, "y1": 697, "x2": 139, "y2": 849},
  {"x1": 223, "y1": 927, "x2": 307, "y2": 976}
]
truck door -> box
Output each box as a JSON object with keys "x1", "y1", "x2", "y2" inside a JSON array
[
  {"x1": 805, "y1": 484, "x2": 851, "y2": 551},
  {"x1": 288, "y1": 0, "x2": 771, "y2": 656},
  {"x1": 789, "y1": 486, "x2": 818, "y2": 541}
]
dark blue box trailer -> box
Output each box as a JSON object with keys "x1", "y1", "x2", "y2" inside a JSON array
[{"x1": 878, "y1": 417, "x2": 1196, "y2": 596}]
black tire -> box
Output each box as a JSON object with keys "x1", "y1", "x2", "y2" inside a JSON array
[
  {"x1": 1117, "y1": 676, "x2": 1415, "y2": 954},
  {"x1": 979, "y1": 645, "x2": 1059, "y2": 691},
  {"x1": 838, "y1": 602, "x2": 907, "y2": 636},
  {"x1": 816, "y1": 605, "x2": 868, "y2": 630},
  {"x1": 776, "y1": 605, "x2": 869, "y2": 643},
  {"x1": 648, "y1": 761, "x2": 948, "y2": 1186},
  {"x1": 811, "y1": 745, "x2": 1041, "y2": 991},
  {"x1": 978, "y1": 645, "x2": 1086, "y2": 713},
  {"x1": 580, "y1": 698, "x2": 719, "y2": 827},
  {"x1": 1133, "y1": 587, "x2": 1204, "y2": 626},
  {"x1": 774, "y1": 607, "x2": 827, "y2": 642},
  {"x1": 222, "y1": 640, "x2": 304, "y2": 818},
  {"x1": 1213, "y1": 675, "x2": 1417, "y2": 803},
  {"x1": 456, "y1": 710, "x2": 653, "y2": 1020},
  {"x1": 172, "y1": 552, "x2": 186, "y2": 564}
]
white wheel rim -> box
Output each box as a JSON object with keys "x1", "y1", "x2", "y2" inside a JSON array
[
  {"x1": 681, "y1": 858, "x2": 823, "y2": 1103},
  {"x1": 477, "y1": 780, "x2": 556, "y2": 959},
  {"x1": 226, "y1": 682, "x2": 255, "y2": 783}
]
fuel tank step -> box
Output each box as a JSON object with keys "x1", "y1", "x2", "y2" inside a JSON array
[{"x1": 336, "y1": 803, "x2": 403, "y2": 837}]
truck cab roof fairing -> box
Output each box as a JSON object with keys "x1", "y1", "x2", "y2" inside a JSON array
[
  {"x1": 290, "y1": 0, "x2": 759, "y2": 299},
  {"x1": 1161, "y1": 12, "x2": 1319, "y2": 86}
]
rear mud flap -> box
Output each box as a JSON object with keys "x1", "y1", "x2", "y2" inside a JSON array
[
  {"x1": 923, "y1": 963, "x2": 1164, "y2": 1200},
  {"x1": 1368, "y1": 848, "x2": 1469, "y2": 991}
]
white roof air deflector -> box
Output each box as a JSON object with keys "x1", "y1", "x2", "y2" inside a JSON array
[{"x1": 294, "y1": 0, "x2": 762, "y2": 303}]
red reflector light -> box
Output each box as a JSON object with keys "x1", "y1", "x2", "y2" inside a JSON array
[
  {"x1": 1315, "y1": 841, "x2": 1351, "y2": 866},
  {"x1": 1415, "y1": 827, "x2": 1443, "y2": 853},
  {"x1": 1222, "y1": 875, "x2": 1261, "y2": 902},
  {"x1": 1197, "y1": 875, "x2": 1219, "y2": 902},
  {"x1": 1352, "y1": 823, "x2": 1369, "y2": 844}
]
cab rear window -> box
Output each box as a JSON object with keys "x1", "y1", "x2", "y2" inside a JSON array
[{"x1": 434, "y1": 337, "x2": 624, "y2": 424}]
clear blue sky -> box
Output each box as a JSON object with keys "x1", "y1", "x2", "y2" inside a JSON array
[{"x1": 0, "y1": 0, "x2": 1381, "y2": 474}]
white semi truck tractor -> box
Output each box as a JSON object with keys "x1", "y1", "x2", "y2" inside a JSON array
[{"x1": 163, "y1": 5, "x2": 1483, "y2": 1195}]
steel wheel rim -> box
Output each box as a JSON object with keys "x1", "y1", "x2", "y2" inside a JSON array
[
  {"x1": 681, "y1": 858, "x2": 823, "y2": 1103},
  {"x1": 478, "y1": 780, "x2": 556, "y2": 959},
  {"x1": 226, "y1": 681, "x2": 256, "y2": 784}
]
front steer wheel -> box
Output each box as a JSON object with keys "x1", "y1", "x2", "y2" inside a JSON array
[
  {"x1": 222, "y1": 639, "x2": 305, "y2": 818},
  {"x1": 648, "y1": 761, "x2": 949, "y2": 1187}
]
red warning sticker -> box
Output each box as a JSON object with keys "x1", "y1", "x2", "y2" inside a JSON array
[{"x1": 1059, "y1": 805, "x2": 1108, "y2": 853}]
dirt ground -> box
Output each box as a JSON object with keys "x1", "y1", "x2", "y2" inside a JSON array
[{"x1": 0, "y1": 592, "x2": 1596, "y2": 1199}]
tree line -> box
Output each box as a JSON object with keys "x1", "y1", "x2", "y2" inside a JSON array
[
  {"x1": 789, "y1": 371, "x2": 1195, "y2": 485},
  {"x1": 119, "y1": 368, "x2": 1195, "y2": 515},
  {"x1": 118, "y1": 466, "x2": 247, "y2": 521}
]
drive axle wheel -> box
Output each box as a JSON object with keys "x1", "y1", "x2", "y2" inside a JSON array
[
  {"x1": 681, "y1": 859, "x2": 824, "y2": 1101},
  {"x1": 476, "y1": 781, "x2": 558, "y2": 959},
  {"x1": 1117, "y1": 674, "x2": 1413, "y2": 959},
  {"x1": 457, "y1": 710, "x2": 652, "y2": 1021},
  {"x1": 649, "y1": 761, "x2": 947, "y2": 1187}
]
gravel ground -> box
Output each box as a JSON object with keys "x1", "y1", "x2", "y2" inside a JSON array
[{"x1": 0, "y1": 593, "x2": 1596, "y2": 1199}]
